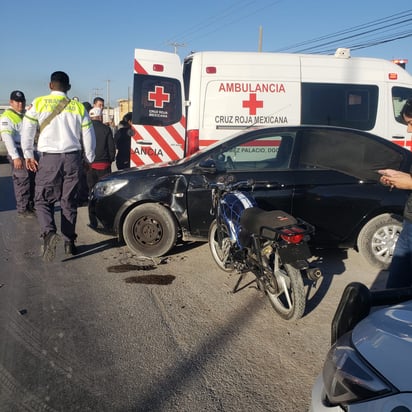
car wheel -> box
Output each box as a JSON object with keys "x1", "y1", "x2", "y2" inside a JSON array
[
  {"x1": 357, "y1": 213, "x2": 402, "y2": 269},
  {"x1": 123, "y1": 203, "x2": 178, "y2": 257}
]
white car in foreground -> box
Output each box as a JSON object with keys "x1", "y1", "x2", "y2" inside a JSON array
[{"x1": 310, "y1": 282, "x2": 412, "y2": 411}]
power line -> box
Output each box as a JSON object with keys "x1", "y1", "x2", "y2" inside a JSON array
[
  {"x1": 164, "y1": 0, "x2": 283, "y2": 50},
  {"x1": 271, "y1": 9, "x2": 412, "y2": 54},
  {"x1": 315, "y1": 30, "x2": 412, "y2": 55},
  {"x1": 166, "y1": 0, "x2": 254, "y2": 42},
  {"x1": 293, "y1": 23, "x2": 412, "y2": 54},
  {"x1": 273, "y1": 9, "x2": 412, "y2": 52},
  {"x1": 296, "y1": 17, "x2": 412, "y2": 54}
]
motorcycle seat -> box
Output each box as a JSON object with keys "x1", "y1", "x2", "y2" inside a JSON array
[{"x1": 240, "y1": 207, "x2": 298, "y2": 235}]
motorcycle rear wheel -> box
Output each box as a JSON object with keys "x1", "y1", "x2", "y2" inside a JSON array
[
  {"x1": 263, "y1": 263, "x2": 305, "y2": 320},
  {"x1": 208, "y1": 220, "x2": 234, "y2": 272}
]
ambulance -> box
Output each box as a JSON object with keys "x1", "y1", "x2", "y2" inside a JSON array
[{"x1": 130, "y1": 47, "x2": 412, "y2": 167}]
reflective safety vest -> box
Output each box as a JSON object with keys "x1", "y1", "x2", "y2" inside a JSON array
[
  {"x1": 22, "y1": 91, "x2": 96, "y2": 163},
  {"x1": 0, "y1": 108, "x2": 24, "y2": 159}
]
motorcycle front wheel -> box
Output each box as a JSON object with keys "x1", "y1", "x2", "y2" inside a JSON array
[
  {"x1": 208, "y1": 220, "x2": 234, "y2": 272},
  {"x1": 263, "y1": 262, "x2": 305, "y2": 320}
]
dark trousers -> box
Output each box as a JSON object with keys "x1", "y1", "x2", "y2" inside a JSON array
[
  {"x1": 386, "y1": 220, "x2": 412, "y2": 288},
  {"x1": 8, "y1": 152, "x2": 35, "y2": 212},
  {"x1": 86, "y1": 166, "x2": 112, "y2": 192},
  {"x1": 116, "y1": 158, "x2": 130, "y2": 170},
  {"x1": 34, "y1": 151, "x2": 82, "y2": 241}
]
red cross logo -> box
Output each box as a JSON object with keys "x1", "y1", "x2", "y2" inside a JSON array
[
  {"x1": 242, "y1": 93, "x2": 263, "y2": 115},
  {"x1": 148, "y1": 86, "x2": 170, "y2": 108}
]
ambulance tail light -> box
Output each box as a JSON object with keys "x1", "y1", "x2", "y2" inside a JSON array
[
  {"x1": 153, "y1": 64, "x2": 164, "y2": 72},
  {"x1": 186, "y1": 129, "x2": 199, "y2": 156}
]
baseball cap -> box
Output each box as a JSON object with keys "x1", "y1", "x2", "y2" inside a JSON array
[
  {"x1": 10, "y1": 90, "x2": 26, "y2": 102},
  {"x1": 50, "y1": 71, "x2": 70, "y2": 85},
  {"x1": 89, "y1": 107, "x2": 102, "y2": 117}
]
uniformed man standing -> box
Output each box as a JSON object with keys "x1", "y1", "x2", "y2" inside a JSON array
[
  {"x1": 21, "y1": 71, "x2": 96, "y2": 262},
  {"x1": 0, "y1": 90, "x2": 36, "y2": 217}
]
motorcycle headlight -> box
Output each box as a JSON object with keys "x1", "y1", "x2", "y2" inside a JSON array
[
  {"x1": 323, "y1": 332, "x2": 396, "y2": 406},
  {"x1": 92, "y1": 179, "x2": 128, "y2": 198}
]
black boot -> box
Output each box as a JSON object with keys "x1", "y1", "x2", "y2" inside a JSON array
[{"x1": 64, "y1": 240, "x2": 77, "y2": 256}]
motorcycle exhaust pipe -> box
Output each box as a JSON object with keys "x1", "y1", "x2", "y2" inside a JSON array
[{"x1": 306, "y1": 267, "x2": 322, "y2": 281}]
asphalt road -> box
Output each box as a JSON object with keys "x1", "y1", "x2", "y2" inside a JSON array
[{"x1": 0, "y1": 161, "x2": 389, "y2": 412}]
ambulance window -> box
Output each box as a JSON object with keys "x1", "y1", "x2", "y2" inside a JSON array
[
  {"x1": 132, "y1": 74, "x2": 182, "y2": 126},
  {"x1": 392, "y1": 87, "x2": 412, "y2": 124},
  {"x1": 217, "y1": 135, "x2": 293, "y2": 170},
  {"x1": 183, "y1": 59, "x2": 192, "y2": 101},
  {"x1": 301, "y1": 83, "x2": 378, "y2": 130}
]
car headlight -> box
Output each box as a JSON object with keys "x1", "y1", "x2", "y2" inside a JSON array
[
  {"x1": 323, "y1": 332, "x2": 396, "y2": 406},
  {"x1": 92, "y1": 179, "x2": 128, "y2": 198}
]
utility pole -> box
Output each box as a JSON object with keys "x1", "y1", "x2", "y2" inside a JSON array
[
  {"x1": 90, "y1": 87, "x2": 103, "y2": 103},
  {"x1": 168, "y1": 41, "x2": 186, "y2": 54},
  {"x1": 258, "y1": 26, "x2": 263, "y2": 52},
  {"x1": 106, "y1": 80, "x2": 111, "y2": 123}
]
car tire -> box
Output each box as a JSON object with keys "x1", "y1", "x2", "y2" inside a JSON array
[
  {"x1": 357, "y1": 213, "x2": 402, "y2": 269},
  {"x1": 123, "y1": 203, "x2": 178, "y2": 257}
]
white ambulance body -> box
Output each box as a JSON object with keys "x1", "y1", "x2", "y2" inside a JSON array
[{"x1": 131, "y1": 48, "x2": 412, "y2": 167}]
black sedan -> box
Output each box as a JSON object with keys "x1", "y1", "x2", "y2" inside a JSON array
[{"x1": 88, "y1": 125, "x2": 410, "y2": 268}]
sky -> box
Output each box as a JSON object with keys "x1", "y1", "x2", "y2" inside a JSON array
[{"x1": 1, "y1": 0, "x2": 411, "y2": 106}]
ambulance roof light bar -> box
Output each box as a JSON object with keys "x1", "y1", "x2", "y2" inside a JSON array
[{"x1": 391, "y1": 59, "x2": 408, "y2": 69}]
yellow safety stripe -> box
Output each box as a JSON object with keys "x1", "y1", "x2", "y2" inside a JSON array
[
  {"x1": 1, "y1": 109, "x2": 22, "y2": 125},
  {"x1": 34, "y1": 96, "x2": 85, "y2": 116}
]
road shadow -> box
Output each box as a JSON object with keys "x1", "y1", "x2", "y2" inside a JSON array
[
  {"x1": 167, "y1": 239, "x2": 205, "y2": 256},
  {"x1": 0, "y1": 174, "x2": 16, "y2": 212},
  {"x1": 304, "y1": 248, "x2": 348, "y2": 316},
  {"x1": 62, "y1": 237, "x2": 120, "y2": 261},
  {"x1": 199, "y1": 247, "x2": 350, "y2": 319}
]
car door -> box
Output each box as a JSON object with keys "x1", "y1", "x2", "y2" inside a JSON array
[
  {"x1": 290, "y1": 127, "x2": 412, "y2": 245},
  {"x1": 186, "y1": 129, "x2": 298, "y2": 238}
]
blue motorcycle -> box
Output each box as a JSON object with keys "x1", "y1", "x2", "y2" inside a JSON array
[{"x1": 208, "y1": 175, "x2": 321, "y2": 320}]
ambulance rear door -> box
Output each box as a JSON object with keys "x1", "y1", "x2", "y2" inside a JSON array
[{"x1": 132, "y1": 49, "x2": 185, "y2": 166}]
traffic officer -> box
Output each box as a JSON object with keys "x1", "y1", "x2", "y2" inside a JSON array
[
  {"x1": 0, "y1": 90, "x2": 36, "y2": 217},
  {"x1": 21, "y1": 71, "x2": 96, "y2": 262}
]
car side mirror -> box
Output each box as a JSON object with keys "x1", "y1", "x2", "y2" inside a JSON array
[
  {"x1": 196, "y1": 159, "x2": 217, "y2": 174},
  {"x1": 331, "y1": 282, "x2": 371, "y2": 345}
]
